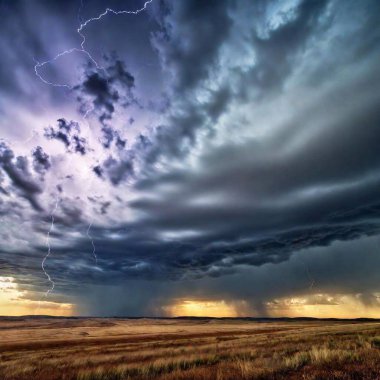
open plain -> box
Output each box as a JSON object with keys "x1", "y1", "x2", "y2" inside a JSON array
[{"x1": 1, "y1": 317, "x2": 380, "y2": 379}]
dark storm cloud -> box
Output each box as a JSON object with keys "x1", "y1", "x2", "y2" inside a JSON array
[
  {"x1": 102, "y1": 154, "x2": 135, "y2": 185},
  {"x1": 61, "y1": 0, "x2": 380, "y2": 286},
  {"x1": 0, "y1": 0, "x2": 90, "y2": 118},
  {"x1": 32, "y1": 146, "x2": 51, "y2": 175},
  {"x1": 243, "y1": 0, "x2": 329, "y2": 98},
  {"x1": 81, "y1": 0, "x2": 235, "y2": 183},
  {"x1": 87, "y1": 196, "x2": 111, "y2": 215},
  {"x1": 100, "y1": 126, "x2": 126, "y2": 150},
  {"x1": 136, "y1": 0, "x2": 236, "y2": 163},
  {"x1": 92, "y1": 165, "x2": 103, "y2": 178},
  {"x1": 74, "y1": 56, "x2": 135, "y2": 148},
  {"x1": 79, "y1": 70, "x2": 119, "y2": 125},
  {"x1": 153, "y1": 0, "x2": 233, "y2": 93},
  {"x1": 0, "y1": 142, "x2": 42, "y2": 211},
  {"x1": 108, "y1": 0, "x2": 331, "y2": 176},
  {"x1": 69, "y1": 236, "x2": 380, "y2": 316},
  {"x1": 94, "y1": 135, "x2": 151, "y2": 185},
  {"x1": 44, "y1": 118, "x2": 87, "y2": 155}
]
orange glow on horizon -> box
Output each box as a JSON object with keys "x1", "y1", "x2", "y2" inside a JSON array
[
  {"x1": 3, "y1": 276, "x2": 380, "y2": 319},
  {"x1": 266, "y1": 294, "x2": 380, "y2": 319},
  {"x1": 166, "y1": 294, "x2": 380, "y2": 319},
  {"x1": 167, "y1": 299, "x2": 239, "y2": 317},
  {"x1": 0, "y1": 276, "x2": 73, "y2": 316}
]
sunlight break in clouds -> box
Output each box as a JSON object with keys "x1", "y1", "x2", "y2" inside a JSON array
[
  {"x1": 0, "y1": 277, "x2": 73, "y2": 316},
  {"x1": 166, "y1": 299, "x2": 239, "y2": 318}
]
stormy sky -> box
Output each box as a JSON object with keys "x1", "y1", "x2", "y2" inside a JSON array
[{"x1": 1, "y1": 0, "x2": 380, "y2": 317}]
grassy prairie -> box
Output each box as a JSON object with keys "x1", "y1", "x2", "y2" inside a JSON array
[{"x1": 1, "y1": 317, "x2": 380, "y2": 379}]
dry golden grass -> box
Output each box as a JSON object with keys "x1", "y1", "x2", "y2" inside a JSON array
[{"x1": 1, "y1": 317, "x2": 380, "y2": 379}]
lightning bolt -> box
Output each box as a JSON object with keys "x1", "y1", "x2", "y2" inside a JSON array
[
  {"x1": 34, "y1": 50, "x2": 103, "y2": 88},
  {"x1": 35, "y1": 195, "x2": 59, "y2": 314},
  {"x1": 77, "y1": 0, "x2": 154, "y2": 49},
  {"x1": 34, "y1": 0, "x2": 154, "y2": 88},
  {"x1": 41, "y1": 195, "x2": 59, "y2": 297},
  {"x1": 23, "y1": 129, "x2": 38, "y2": 144},
  {"x1": 86, "y1": 221, "x2": 97, "y2": 265},
  {"x1": 299, "y1": 258, "x2": 316, "y2": 291},
  {"x1": 80, "y1": 101, "x2": 98, "y2": 266},
  {"x1": 33, "y1": 0, "x2": 154, "y2": 298}
]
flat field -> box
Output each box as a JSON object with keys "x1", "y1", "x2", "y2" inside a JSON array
[{"x1": 1, "y1": 317, "x2": 380, "y2": 379}]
